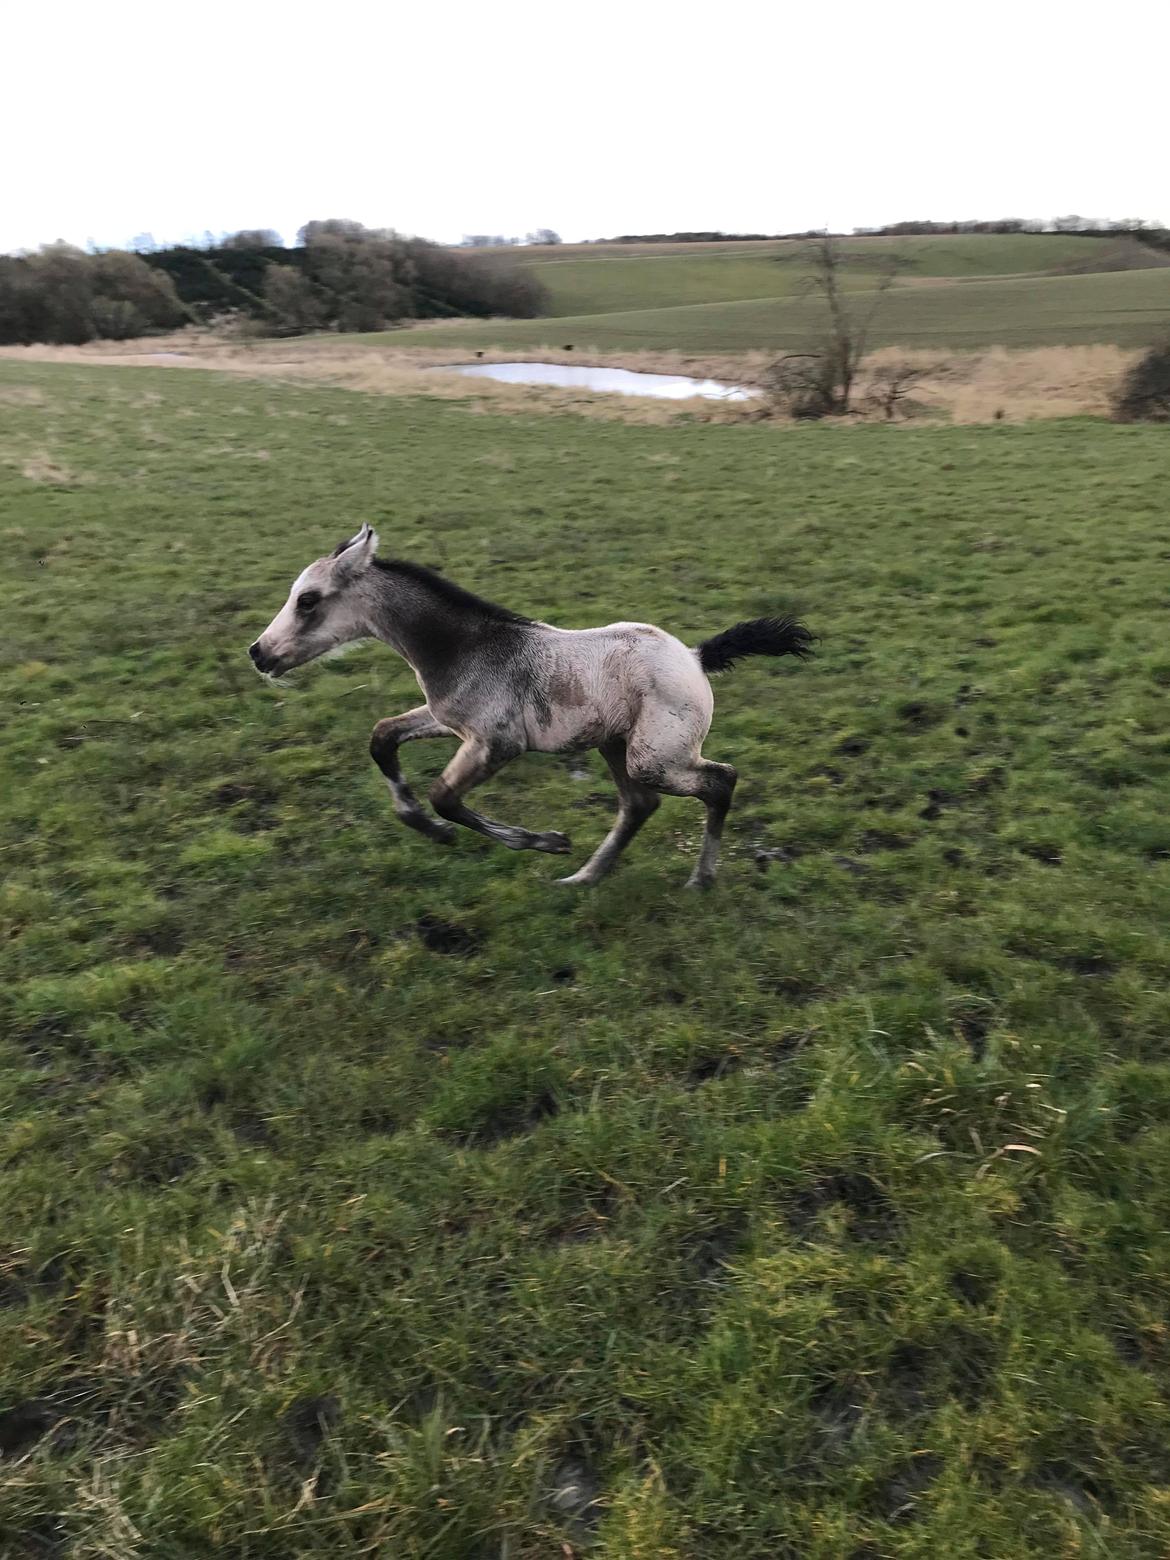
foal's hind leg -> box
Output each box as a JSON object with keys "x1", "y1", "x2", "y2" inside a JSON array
[
  {"x1": 558, "y1": 739, "x2": 660, "y2": 886},
  {"x1": 369, "y1": 706, "x2": 456, "y2": 844},
  {"x1": 685, "y1": 760, "x2": 738, "y2": 888},
  {"x1": 631, "y1": 755, "x2": 738, "y2": 889},
  {"x1": 429, "y1": 739, "x2": 571, "y2": 854}
]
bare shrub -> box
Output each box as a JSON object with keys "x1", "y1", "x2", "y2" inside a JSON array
[
  {"x1": 90, "y1": 252, "x2": 187, "y2": 335},
  {"x1": 762, "y1": 354, "x2": 841, "y2": 419},
  {"x1": 292, "y1": 222, "x2": 548, "y2": 330},
  {"x1": 406, "y1": 242, "x2": 547, "y2": 320},
  {"x1": 866, "y1": 360, "x2": 933, "y2": 420},
  {"x1": 262, "y1": 265, "x2": 324, "y2": 335},
  {"x1": 765, "y1": 234, "x2": 901, "y2": 418},
  {"x1": 88, "y1": 297, "x2": 142, "y2": 340},
  {"x1": 16, "y1": 245, "x2": 95, "y2": 344},
  {"x1": 301, "y1": 228, "x2": 414, "y2": 332},
  {"x1": 0, "y1": 255, "x2": 47, "y2": 343},
  {"x1": 1112, "y1": 340, "x2": 1170, "y2": 421},
  {"x1": 0, "y1": 246, "x2": 185, "y2": 345}
]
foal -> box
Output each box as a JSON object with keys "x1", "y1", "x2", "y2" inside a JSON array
[{"x1": 249, "y1": 525, "x2": 813, "y2": 887}]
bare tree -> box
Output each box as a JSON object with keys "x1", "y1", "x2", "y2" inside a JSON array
[{"x1": 765, "y1": 234, "x2": 902, "y2": 418}]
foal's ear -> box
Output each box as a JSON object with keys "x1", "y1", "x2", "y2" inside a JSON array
[{"x1": 331, "y1": 522, "x2": 379, "y2": 578}]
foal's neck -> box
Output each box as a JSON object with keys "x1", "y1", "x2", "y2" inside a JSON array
[{"x1": 363, "y1": 561, "x2": 529, "y2": 684}]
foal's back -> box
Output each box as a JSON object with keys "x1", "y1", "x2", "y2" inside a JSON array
[{"x1": 526, "y1": 618, "x2": 712, "y2": 756}]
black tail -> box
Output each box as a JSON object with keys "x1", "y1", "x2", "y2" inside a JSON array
[{"x1": 696, "y1": 616, "x2": 816, "y2": 674}]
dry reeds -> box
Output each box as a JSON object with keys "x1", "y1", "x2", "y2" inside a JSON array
[{"x1": 0, "y1": 334, "x2": 1140, "y2": 427}]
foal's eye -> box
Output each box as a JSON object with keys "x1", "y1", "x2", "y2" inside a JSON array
[{"x1": 296, "y1": 590, "x2": 323, "y2": 614}]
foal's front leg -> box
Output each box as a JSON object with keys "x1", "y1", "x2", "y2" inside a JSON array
[
  {"x1": 429, "y1": 738, "x2": 571, "y2": 854},
  {"x1": 369, "y1": 706, "x2": 456, "y2": 843}
]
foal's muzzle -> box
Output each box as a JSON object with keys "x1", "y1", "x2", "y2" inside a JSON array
[{"x1": 248, "y1": 641, "x2": 277, "y2": 674}]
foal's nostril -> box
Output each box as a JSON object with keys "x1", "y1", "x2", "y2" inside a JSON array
[{"x1": 248, "y1": 641, "x2": 263, "y2": 666}]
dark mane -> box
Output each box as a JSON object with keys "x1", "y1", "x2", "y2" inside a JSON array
[{"x1": 372, "y1": 558, "x2": 532, "y2": 625}]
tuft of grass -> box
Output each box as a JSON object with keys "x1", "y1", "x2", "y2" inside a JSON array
[{"x1": 3, "y1": 359, "x2": 1170, "y2": 1554}]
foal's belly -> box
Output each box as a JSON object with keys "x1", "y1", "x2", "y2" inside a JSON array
[
  {"x1": 525, "y1": 649, "x2": 635, "y2": 753},
  {"x1": 525, "y1": 698, "x2": 614, "y2": 754}
]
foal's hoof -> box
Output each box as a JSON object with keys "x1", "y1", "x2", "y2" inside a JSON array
[
  {"x1": 401, "y1": 809, "x2": 456, "y2": 845},
  {"x1": 685, "y1": 872, "x2": 715, "y2": 891},
  {"x1": 538, "y1": 831, "x2": 572, "y2": 855},
  {"x1": 415, "y1": 817, "x2": 456, "y2": 845},
  {"x1": 556, "y1": 868, "x2": 596, "y2": 887}
]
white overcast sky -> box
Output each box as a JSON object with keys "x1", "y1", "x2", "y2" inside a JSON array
[{"x1": 3, "y1": 0, "x2": 1165, "y2": 253}]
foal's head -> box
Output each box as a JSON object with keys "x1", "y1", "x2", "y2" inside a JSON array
[{"x1": 248, "y1": 524, "x2": 379, "y2": 676}]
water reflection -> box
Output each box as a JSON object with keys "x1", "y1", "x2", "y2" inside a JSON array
[{"x1": 433, "y1": 361, "x2": 756, "y2": 401}]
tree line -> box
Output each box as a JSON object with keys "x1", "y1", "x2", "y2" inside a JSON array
[
  {"x1": 461, "y1": 230, "x2": 562, "y2": 248},
  {"x1": 0, "y1": 220, "x2": 549, "y2": 346},
  {"x1": 593, "y1": 218, "x2": 1169, "y2": 245},
  {"x1": 853, "y1": 217, "x2": 1166, "y2": 238}
]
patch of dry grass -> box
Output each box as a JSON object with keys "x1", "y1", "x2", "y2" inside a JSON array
[
  {"x1": 0, "y1": 334, "x2": 1139, "y2": 426},
  {"x1": 860, "y1": 344, "x2": 1136, "y2": 423},
  {"x1": 0, "y1": 383, "x2": 45, "y2": 406},
  {"x1": 8, "y1": 451, "x2": 84, "y2": 486}
]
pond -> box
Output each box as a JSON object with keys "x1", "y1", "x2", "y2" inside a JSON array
[{"x1": 433, "y1": 361, "x2": 756, "y2": 401}]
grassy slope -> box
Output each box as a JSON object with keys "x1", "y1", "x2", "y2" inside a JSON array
[
  {"x1": 4, "y1": 363, "x2": 1170, "y2": 1556},
  {"x1": 521, "y1": 234, "x2": 1159, "y2": 318},
  {"x1": 381, "y1": 265, "x2": 1170, "y2": 353}
]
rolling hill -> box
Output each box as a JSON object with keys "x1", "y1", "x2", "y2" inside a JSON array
[{"x1": 371, "y1": 259, "x2": 1170, "y2": 354}]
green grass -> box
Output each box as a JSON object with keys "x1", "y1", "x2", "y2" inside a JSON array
[
  {"x1": 520, "y1": 234, "x2": 1163, "y2": 318},
  {"x1": 382, "y1": 265, "x2": 1170, "y2": 353},
  {"x1": 4, "y1": 361, "x2": 1170, "y2": 1556}
]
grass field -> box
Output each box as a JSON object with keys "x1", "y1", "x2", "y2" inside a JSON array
[
  {"x1": 4, "y1": 361, "x2": 1170, "y2": 1556},
  {"x1": 380, "y1": 265, "x2": 1170, "y2": 354},
  {"x1": 513, "y1": 234, "x2": 1167, "y2": 319}
]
